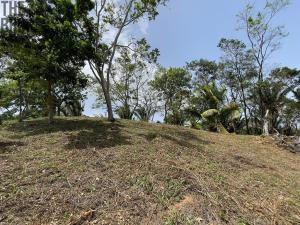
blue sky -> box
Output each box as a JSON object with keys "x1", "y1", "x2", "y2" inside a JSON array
[
  {"x1": 84, "y1": 0, "x2": 300, "y2": 117},
  {"x1": 146, "y1": 0, "x2": 300, "y2": 68}
]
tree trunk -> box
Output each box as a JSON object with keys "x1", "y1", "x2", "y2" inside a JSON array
[
  {"x1": 18, "y1": 79, "x2": 23, "y2": 122},
  {"x1": 105, "y1": 79, "x2": 115, "y2": 122},
  {"x1": 240, "y1": 84, "x2": 250, "y2": 134},
  {"x1": 90, "y1": 62, "x2": 115, "y2": 122},
  {"x1": 57, "y1": 103, "x2": 61, "y2": 117},
  {"x1": 47, "y1": 80, "x2": 54, "y2": 124},
  {"x1": 101, "y1": 81, "x2": 115, "y2": 122},
  {"x1": 254, "y1": 117, "x2": 259, "y2": 134},
  {"x1": 243, "y1": 108, "x2": 250, "y2": 134},
  {"x1": 262, "y1": 109, "x2": 270, "y2": 136}
]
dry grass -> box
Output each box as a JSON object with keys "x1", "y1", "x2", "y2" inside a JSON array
[{"x1": 0, "y1": 117, "x2": 299, "y2": 225}]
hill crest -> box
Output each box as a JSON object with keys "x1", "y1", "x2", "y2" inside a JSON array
[{"x1": 0, "y1": 117, "x2": 299, "y2": 224}]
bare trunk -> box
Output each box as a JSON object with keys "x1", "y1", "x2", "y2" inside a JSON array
[
  {"x1": 89, "y1": 61, "x2": 115, "y2": 122},
  {"x1": 262, "y1": 109, "x2": 269, "y2": 136},
  {"x1": 103, "y1": 1, "x2": 133, "y2": 122},
  {"x1": 242, "y1": 108, "x2": 249, "y2": 134},
  {"x1": 98, "y1": 72, "x2": 114, "y2": 122},
  {"x1": 18, "y1": 79, "x2": 23, "y2": 122},
  {"x1": 240, "y1": 84, "x2": 250, "y2": 134},
  {"x1": 47, "y1": 80, "x2": 54, "y2": 124},
  {"x1": 105, "y1": 91, "x2": 115, "y2": 122}
]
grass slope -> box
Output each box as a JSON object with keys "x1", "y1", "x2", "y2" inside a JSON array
[{"x1": 0, "y1": 117, "x2": 299, "y2": 225}]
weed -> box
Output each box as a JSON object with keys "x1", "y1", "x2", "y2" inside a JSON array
[
  {"x1": 155, "y1": 179, "x2": 186, "y2": 206},
  {"x1": 134, "y1": 175, "x2": 153, "y2": 193},
  {"x1": 163, "y1": 210, "x2": 199, "y2": 225},
  {"x1": 145, "y1": 131, "x2": 160, "y2": 141},
  {"x1": 237, "y1": 217, "x2": 251, "y2": 225}
]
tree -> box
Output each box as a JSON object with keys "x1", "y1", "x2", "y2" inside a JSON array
[
  {"x1": 186, "y1": 59, "x2": 219, "y2": 86},
  {"x1": 292, "y1": 89, "x2": 300, "y2": 110},
  {"x1": 218, "y1": 38, "x2": 256, "y2": 134},
  {"x1": 0, "y1": 57, "x2": 87, "y2": 121},
  {"x1": 0, "y1": 77, "x2": 18, "y2": 122},
  {"x1": 237, "y1": 0, "x2": 290, "y2": 135},
  {"x1": 248, "y1": 67, "x2": 299, "y2": 134},
  {"x1": 200, "y1": 84, "x2": 241, "y2": 133},
  {"x1": 134, "y1": 89, "x2": 158, "y2": 122},
  {"x1": 53, "y1": 73, "x2": 88, "y2": 117},
  {"x1": 80, "y1": 0, "x2": 166, "y2": 122},
  {"x1": 2, "y1": 63, "x2": 28, "y2": 122},
  {"x1": 110, "y1": 42, "x2": 159, "y2": 120},
  {"x1": 151, "y1": 67, "x2": 191, "y2": 125},
  {"x1": 266, "y1": 67, "x2": 299, "y2": 133},
  {"x1": 286, "y1": 89, "x2": 300, "y2": 134},
  {"x1": 0, "y1": 0, "x2": 91, "y2": 123}
]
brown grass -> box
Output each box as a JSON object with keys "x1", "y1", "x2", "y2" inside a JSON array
[{"x1": 0, "y1": 117, "x2": 299, "y2": 225}]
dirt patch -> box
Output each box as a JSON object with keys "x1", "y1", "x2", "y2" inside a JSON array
[{"x1": 173, "y1": 195, "x2": 195, "y2": 210}]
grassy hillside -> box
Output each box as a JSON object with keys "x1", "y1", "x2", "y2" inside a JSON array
[{"x1": 0, "y1": 117, "x2": 299, "y2": 225}]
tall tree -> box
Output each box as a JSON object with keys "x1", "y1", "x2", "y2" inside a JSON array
[
  {"x1": 218, "y1": 38, "x2": 256, "y2": 134},
  {"x1": 80, "y1": 0, "x2": 166, "y2": 122},
  {"x1": 267, "y1": 67, "x2": 299, "y2": 132},
  {"x1": 237, "y1": 0, "x2": 290, "y2": 135}
]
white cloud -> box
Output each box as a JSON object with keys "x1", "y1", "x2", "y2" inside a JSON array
[
  {"x1": 137, "y1": 18, "x2": 150, "y2": 35},
  {"x1": 103, "y1": 26, "x2": 131, "y2": 45}
]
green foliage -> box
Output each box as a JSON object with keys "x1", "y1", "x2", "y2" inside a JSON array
[
  {"x1": 0, "y1": 0, "x2": 90, "y2": 122},
  {"x1": 151, "y1": 67, "x2": 191, "y2": 125},
  {"x1": 132, "y1": 0, "x2": 168, "y2": 21},
  {"x1": 188, "y1": 82, "x2": 225, "y2": 121},
  {"x1": 253, "y1": 67, "x2": 300, "y2": 134},
  {"x1": 79, "y1": 0, "x2": 167, "y2": 121},
  {"x1": 218, "y1": 38, "x2": 256, "y2": 134},
  {"x1": 201, "y1": 109, "x2": 219, "y2": 119},
  {"x1": 187, "y1": 59, "x2": 219, "y2": 85},
  {"x1": 0, "y1": 0, "x2": 298, "y2": 137},
  {"x1": 108, "y1": 46, "x2": 158, "y2": 120},
  {"x1": 165, "y1": 109, "x2": 186, "y2": 126},
  {"x1": 134, "y1": 90, "x2": 158, "y2": 121},
  {"x1": 0, "y1": 79, "x2": 18, "y2": 120},
  {"x1": 199, "y1": 84, "x2": 241, "y2": 133},
  {"x1": 237, "y1": 0, "x2": 290, "y2": 135}
]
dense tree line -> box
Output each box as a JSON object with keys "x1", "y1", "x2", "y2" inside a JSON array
[{"x1": 0, "y1": 0, "x2": 299, "y2": 136}]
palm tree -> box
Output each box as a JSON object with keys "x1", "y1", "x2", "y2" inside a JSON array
[{"x1": 200, "y1": 84, "x2": 240, "y2": 133}]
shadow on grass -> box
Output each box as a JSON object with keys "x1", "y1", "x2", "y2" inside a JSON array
[
  {"x1": 142, "y1": 128, "x2": 212, "y2": 148},
  {"x1": 6, "y1": 118, "x2": 131, "y2": 150},
  {"x1": 0, "y1": 140, "x2": 25, "y2": 153}
]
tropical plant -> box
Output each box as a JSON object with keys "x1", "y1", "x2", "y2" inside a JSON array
[{"x1": 199, "y1": 84, "x2": 241, "y2": 133}]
